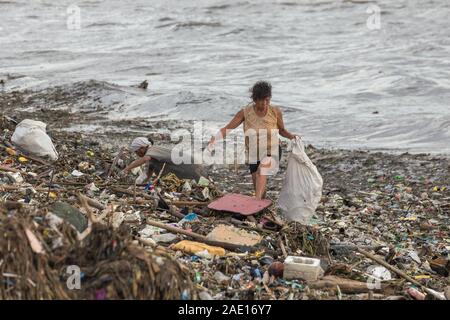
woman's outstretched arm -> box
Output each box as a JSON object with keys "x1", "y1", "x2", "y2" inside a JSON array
[{"x1": 208, "y1": 109, "x2": 245, "y2": 145}]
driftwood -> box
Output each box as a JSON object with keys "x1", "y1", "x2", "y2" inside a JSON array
[
  {"x1": 308, "y1": 275, "x2": 387, "y2": 294},
  {"x1": 0, "y1": 184, "x2": 53, "y2": 193},
  {"x1": 153, "y1": 162, "x2": 166, "y2": 186},
  {"x1": 146, "y1": 218, "x2": 256, "y2": 253},
  {"x1": 110, "y1": 186, "x2": 153, "y2": 200},
  {"x1": 169, "y1": 200, "x2": 210, "y2": 207},
  {"x1": 46, "y1": 169, "x2": 55, "y2": 201},
  {"x1": 0, "y1": 165, "x2": 22, "y2": 173},
  {"x1": 64, "y1": 196, "x2": 106, "y2": 211},
  {"x1": 106, "y1": 147, "x2": 123, "y2": 178},
  {"x1": 77, "y1": 193, "x2": 96, "y2": 223},
  {"x1": 278, "y1": 237, "x2": 288, "y2": 258}
]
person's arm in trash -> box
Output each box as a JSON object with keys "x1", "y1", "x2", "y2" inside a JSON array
[
  {"x1": 208, "y1": 109, "x2": 245, "y2": 146},
  {"x1": 276, "y1": 107, "x2": 298, "y2": 140},
  {"x1": 123, "y1": 156, "x2": 151, "y2": 174}
]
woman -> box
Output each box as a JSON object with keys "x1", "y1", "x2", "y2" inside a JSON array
[
  {"x1": 208, "y1": 81, "x2": 298, "y2": 199},
  {"x1": 121, "y1": 137, "x2": 156, "y2": 184},
  {"x1": 122, "y1": 136, "x2": 207, "y2": 182}
]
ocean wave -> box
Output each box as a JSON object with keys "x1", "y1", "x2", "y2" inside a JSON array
[
  {"x1": 155, "y1": 21, "x2": 223, "y2": 30},
  {"x1": 175, "y1": 21, "x2": 223, "y2": 29},
  {"x1": 86, "y1": 22, "x2": 132, "y2": 28}
]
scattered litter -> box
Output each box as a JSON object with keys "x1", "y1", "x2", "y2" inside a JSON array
[
  {"x1": 1, "y1": 119, "x2": 450, "y2": 300},
  {"x1": 71, "y1": 170, "x2": 84, "y2": 177},
  {"x1": 152, "y1": 233, "x2": 178, "y2": 244}
]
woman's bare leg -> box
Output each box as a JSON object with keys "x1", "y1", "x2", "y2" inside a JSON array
[
  {"x1": 255, "y1": 157, "x2": 275, "y2": 199},
  {"x1": 255, "y1": 171, "x2": 268, "y2": 199}
]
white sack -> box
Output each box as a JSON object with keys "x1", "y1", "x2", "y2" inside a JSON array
[
  {"x1": 278, "y1": 137, "x2": 323, "y2": 224},
  {"x1": 11, "y1": 119, "x2": 58, "y2": 160}
]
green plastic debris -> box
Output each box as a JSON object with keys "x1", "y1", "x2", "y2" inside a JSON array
[{"x1": 50, "y1": 201, "x2": 88, "y2": 233}]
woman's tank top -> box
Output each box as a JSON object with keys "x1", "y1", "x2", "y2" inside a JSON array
[{"x1": 243, "y1": 103, "x2": 279, "y2": 161}]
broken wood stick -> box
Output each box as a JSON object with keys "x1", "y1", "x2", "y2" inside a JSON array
[
  {"x1": 76, "y1": 193, "x2": 94, "y2": 241},
  {"x1": 357, "y1": 248, "x2": 446, "y2": 300},
  {"x1": 308, "y1": 275, "x2": 386, "y2": 294},
  {"x1": 0, "y1": 165, "x2": 21, "y2": 173},
  {"x1": 153, "y1": 162, "x2": 166, "y2": 186},
  {"x1": 330, "y1": 243, "x2": 380, "y2": 253},
  {"x1": 77, "y1": 193, "x2": 97, "y2": 223},
  {"x1": 107, "y1": 147, "x2": 123, "y2": 178},
  {"x1": 357, "y1": 248, "x2": 422, "y2": 287},
  {"x1": 278, "y1": 237, "x2": 288, "y2": 258},
  {"x1": 110, "y1": 186, "x2": 153, "y2": 200},
  {"x1": 167, "y1": 208, "x2": 186, "y2": 220},
  {"x1": 169, "y1": 200, "x2": 210, "y2": 207},
  {"x1": 46, "y1": 168, "x2": 55, "y2": 201},
  {"x1": 62, "y1": 190, "x2": 107, "y2": 211},
  {"x1": 86, "y1": 197, "x2": 106, "y2": 211},
  {"x1": 146, "y1": 218, "x2": 256, "y2": 252},
  {"x1": 0, "y1": 184, "x2": 54, "y2": 193}
]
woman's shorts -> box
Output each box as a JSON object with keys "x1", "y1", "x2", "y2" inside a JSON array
[{"x1": 249, "y1": 145, "x2": 282, "y2": 174}]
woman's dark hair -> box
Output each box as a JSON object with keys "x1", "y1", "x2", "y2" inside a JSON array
[{"x1": 250, "y1": 81, "x2": 272, "y2": 102}]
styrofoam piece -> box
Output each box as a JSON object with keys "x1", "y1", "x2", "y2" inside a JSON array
[{"x1": 283, "y1": 256, "x2": 324, "y2": 281}]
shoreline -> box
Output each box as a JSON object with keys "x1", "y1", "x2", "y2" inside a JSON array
[{"x1": 1, "y1": 81, "x2": 449, "y2": 157}]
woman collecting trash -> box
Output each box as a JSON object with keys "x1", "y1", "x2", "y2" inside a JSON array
[
  {"x1": 121, "y1": 137, "x2": 156, "y2": 184},
  {"x1": 207, "y1": 81, "x2": 298, "y2": 199}
]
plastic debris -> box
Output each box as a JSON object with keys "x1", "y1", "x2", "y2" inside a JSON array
[
  {"x1": 172, "y1": 240, "x2": 226, "y2": 257},
  {"x1": 71, "y1": 170, "x2": 84, "y2": 177}
]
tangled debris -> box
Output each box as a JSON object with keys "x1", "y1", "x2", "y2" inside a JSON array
[
  {"x1": 1, "y1": 114, "x2": 449, "y2": 300},
  {"x1": 0, "y1": 204, "x2": 193, "y2": 300}
]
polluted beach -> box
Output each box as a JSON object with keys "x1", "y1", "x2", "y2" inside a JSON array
[{"x1": 1, "y1": 0, "x2": 450, "y2": 305}]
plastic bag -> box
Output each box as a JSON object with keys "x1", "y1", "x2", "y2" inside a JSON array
[
  {"x1": 135, "y1": 166, "x2": 148, "y2": 184},
  {"x1": 278, "y1": 137, "x2": 323, "y2": 224},
  {"x1": 145, "y1": 146, "x2": 208, "y2": 180},
  {"x1": 11, "y1": 119, "x2": 58, "y2": 160}
]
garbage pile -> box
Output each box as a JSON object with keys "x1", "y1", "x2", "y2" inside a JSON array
[
  {"x1": 0, "y1": 201, "x2": 194, "y2": 300},
  {"x1": 1, "y1": 116, "x2": 449, "y2": 300}
]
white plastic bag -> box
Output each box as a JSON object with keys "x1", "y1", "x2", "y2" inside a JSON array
[
  {"x1": 278, "y1": 137, "x2": 323, "y2": 224},
  {"x1": 135, "y1": 166, "x2": 148, "y2": 184},
  {"x1": 11, "y1": 119, "x2": 58, "y2": 160}
]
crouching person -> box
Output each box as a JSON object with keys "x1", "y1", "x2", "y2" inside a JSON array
[{"x1": 121, "y1": 137, "x2": 156, "y2": 184}]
